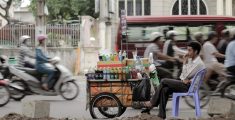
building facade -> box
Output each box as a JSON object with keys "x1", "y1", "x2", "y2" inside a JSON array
[{"x1": 116, "y1": 0, "x2": 235, "y2": 17}]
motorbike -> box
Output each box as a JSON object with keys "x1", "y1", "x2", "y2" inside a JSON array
[
  {"x1": 8, "y1": 57, "x2": 79, "y2": 101},
  {"x1": 184, "y1": 71, "x2": 235, "y2": 111},
  {"x1": 0, "y1": 78, "x2": 10, "y2": 107}
]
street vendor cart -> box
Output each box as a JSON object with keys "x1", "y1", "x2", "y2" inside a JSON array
[
  {"x1": 87, "y1": 78, "x2": 141, "y2": 119},
  {"x1": 86, "y1": 58, "x2": 150, "y2": 119}
]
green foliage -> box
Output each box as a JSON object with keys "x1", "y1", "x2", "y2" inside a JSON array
[{"x1": 29, "y1": 0, "x2": 97, "y2": 22}]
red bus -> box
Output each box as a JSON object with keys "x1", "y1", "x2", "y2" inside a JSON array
[{"x1": 116, "y1": 15, "x2": 235, "y2": 57}]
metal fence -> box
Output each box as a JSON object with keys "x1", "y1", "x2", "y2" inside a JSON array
[{"x1": 0, "y1": 24, "x2": 80, "y2": 48}]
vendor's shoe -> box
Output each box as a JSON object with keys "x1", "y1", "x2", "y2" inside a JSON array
[
  {"x1": 141, "y1": 108, "x2": 151, "y2": 114},
  {"x1": 139, "y1": 101, "x2": 153, "y2": 108}
]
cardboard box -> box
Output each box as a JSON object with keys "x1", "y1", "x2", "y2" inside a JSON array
[{"x1": 126, "y1": 58, "x2": 149, "y2": 67}]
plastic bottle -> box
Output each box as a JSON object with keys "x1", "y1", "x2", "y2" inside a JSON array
[
  {"x1": 110, "y1": 54, "x2": 114, "y2": 61},
  {"x1": 149, "y1": 52, "x2": 154, "y2": 64},
  {"x1": 110, "y1": 68, "x2": 113, "y2": 79},
  {"x1": 95, "y1": 68, "x2": 99, "y2": 79},
  {"x1": 122, "y1": 67, "x2": 126, "y2": 80},
  {"x1": 103, "y1": 67, "x2": 107, "y2": 80},
  {"x1": 102, "y1": 54, "x2": 106, "y2": 61},
  {"x1": 126, "y1": 67, "x2": 130, "y2": 79},
  {"x1": 106, "y1": 67, "x2": 110, "y2": 80},
  {"x1": 119, "y1": 50, "x2": 122, "y2": 61},
  {"x1": 99, "y1": 68, "x2": 103, "y2": 79},
  {"x1": 118, "y1": 67, "x2": 122, "y2": 80},
  {"x1": 114, "y1": 52, "x2": 119, "y2": 61},
  {"x1": 135, "y1": 56, "x2": 143, "y2": 71},
  {"x1": 122, "y1": 51, "x2": 127, "y2": 60},
  {"x1": 106, "y1": 55, "x2": 110, "y2": 61},
  {"x1": 114, "y1": 68, "x2": 118, "y2": 79}
]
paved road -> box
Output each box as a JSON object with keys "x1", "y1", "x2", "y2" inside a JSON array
[{"x1": 0, "y1": 76, "x2": 209, "y2": 119}]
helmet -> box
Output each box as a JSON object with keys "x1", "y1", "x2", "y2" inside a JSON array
[
  {"x1": 0, "y1": 55, "x2": 7, "y2": 64},
  {"x1": 229, "y1": 28, "x2": 235, "y2": 39},
  {"x1": 149, "y1": 32, "x2": 163, "y2": 41},
  {"x1": 193, "y1": 32, "x2": 203, "y2": 40},
  {"x1": 20, "y1": 35, "x2": 30, "y2": 44},
  {"x1": 207, "y1": 31, "x2": 217, "y2": 40},
  {"x1": 37, "y1": 34, "x2": 47, "y2": 41},
  {"x1": 166, "y1": 30, "x2": 178, "y2": 38}
]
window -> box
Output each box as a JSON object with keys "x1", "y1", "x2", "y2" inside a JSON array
[
  {"x1": 172, "y1": 0, "x2": 207, "y2": 15},
  {"x1": 118, "y1": 0, "x2": 151, "y2": 16},
  {"x1": 126, "y1": 24, "x2": 219, "y2": 42}
]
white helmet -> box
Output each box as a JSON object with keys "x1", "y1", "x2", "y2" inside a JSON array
[
  {"x1": 20, "y1": 35, "x2": 31, "y2": 44},
  {"x1": 229, "y1": 28, "x2": 235, "y2": 39},
  {"x1": 149, "y1": 32, "x2": 163, "y2": 41},
  {"x1": 166, "y1": 30, "x2": 178, "y2": 38},
  {"x1": 193, "y1": 32, "x2": 203, "y2": 39}
]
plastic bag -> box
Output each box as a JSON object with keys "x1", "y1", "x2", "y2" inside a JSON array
[{"x1": 132, "y1": 78, "x2": 151, "y2": 101}]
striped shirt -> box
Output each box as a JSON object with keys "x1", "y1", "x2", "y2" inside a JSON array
[
  {"x1": 18, "y1": 44, "x2": 35, "y2": 67},
  {"x1": 180, "y1": 56, "x2": 205, "y2": 81}
]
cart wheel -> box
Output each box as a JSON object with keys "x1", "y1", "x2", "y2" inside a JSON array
[
  {"x1": 89, "y1": 93, "x2": 122, "y2": 119},
  {"x1": 118, "y1": 107, "x2": 127, "y2": 116}
]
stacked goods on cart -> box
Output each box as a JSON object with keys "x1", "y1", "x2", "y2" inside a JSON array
[{"x1": 86, "y1": 50, "x2": 143, "y2": 81}]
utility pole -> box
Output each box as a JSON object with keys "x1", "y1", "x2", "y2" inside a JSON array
[{"x1": 35, "y1": 0, "x2": 46, "y2": 46}]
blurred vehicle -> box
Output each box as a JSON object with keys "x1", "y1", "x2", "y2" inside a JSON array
[
  {"x1": 8, "y1": 57, "x2": 79, "y2": 101},
  {"x1": 116, "y1": 15, "x2": 235, "y2": 57}
]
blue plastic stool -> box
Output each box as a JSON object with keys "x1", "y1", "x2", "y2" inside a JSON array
[{"x1": 172, "y1": 68, "x2": 206, "y2": 118}]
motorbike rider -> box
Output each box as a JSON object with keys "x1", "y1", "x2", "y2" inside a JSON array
[
  {"x1": 202, "y1": 31, "x2": 227, "y2": 82},
  {"x1": 18, "y1": 35, "x2": 35, "y2": 68},
  {"x1": 162, "y1": 30, "x2": 186, "y2": 77},
  {"x1": 193, "y1": 32, "x2": 204, "y2": 45},
  {"x1": 144, "y1": 32, "x2": 177, "y2": 79},
  {"x1": 217, "y1": 29, "x2": 230, "y2": 63},
  {"x1": 225, "y1": 28, "x2": 235, "y2": 75},
  {"x1": 36, "y1": 35, "x2": 56, "y2": 91}
]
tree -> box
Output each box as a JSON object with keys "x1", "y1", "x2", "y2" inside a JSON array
[
  {"x1": 0, "y1": 0, "x2": 21, "y2": 24},
  {"x1": 29, "y1": 0, "x2": 96, "y2": 23},
  {"x1": 0, "y1": 0, "x2": 13, "y2": 24}
]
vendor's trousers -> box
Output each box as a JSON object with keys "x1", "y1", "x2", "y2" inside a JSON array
[
  {"x1": 150, "y1": 78, "x2": 190, "y2": 119},
  {"x1": 227, "y1": 66, "x2": 235, "y2": 74}
]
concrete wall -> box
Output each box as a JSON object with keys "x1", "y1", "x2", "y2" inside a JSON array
[
  {"x1": 14, "y1": 11, "x2": 35, "y2": 23},
  {"x1": 205, "y1": 0, "x2": 217, "y2": 15},
  {"x1": 233, "y1": 0, "x2": 235, "y2": 16},
  {"x1": 150, "y1": 0, "x2": 216, "y2": 16}
]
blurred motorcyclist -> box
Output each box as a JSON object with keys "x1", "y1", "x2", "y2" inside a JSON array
[
  {"x1": 202, "y1": 31, "x2": 226, "y2": 82},
  {"x1": 193, "y1": 32, "x2": 204, "y2": 45},
  {"x1": 18, "y1": 35, "x2": 35, "y2": 68},
  {"x1": 144, "y1": 32, "x2": 176, "y2": 79},
  {"x1": 162, "y1": 30, "x2": 185, "y2": 76},
  {"x1": 225, "y1": 28, "x2": 235, "y2": 75},
  {"x1": 217, "y1": 29, "x2": 230, "y2": 63},
  {"x1": 35, "y1": 35, "x2": 55, "y2": 91}
]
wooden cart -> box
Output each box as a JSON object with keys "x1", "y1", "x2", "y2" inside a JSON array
[{"x1": 86, "y1": 79, "x2": 141, "y2": 119}]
